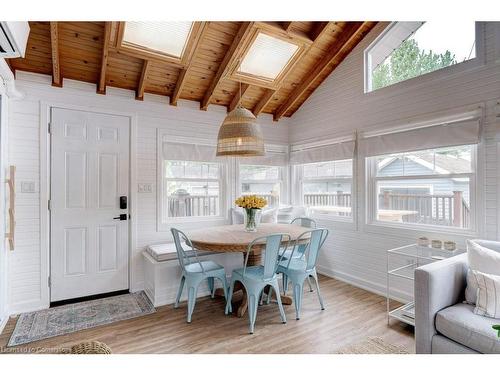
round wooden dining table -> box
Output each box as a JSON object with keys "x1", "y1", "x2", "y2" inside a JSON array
[{"x1": 187, "y1": 223, "x2": 309, "y2": 318}]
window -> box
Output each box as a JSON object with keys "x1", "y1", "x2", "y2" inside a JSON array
[
  {"x1": 368, "y1": 145, "x2": 475, "y2": 229},
  {"x1": 161, "y1": 160, "x2": 223, "y2": 221},
  {"x1": 239, "y1": 165, "x2": 283, "y2": 208},
  {"x1": 365, "y1": 21, "x2": 477, "y2": 92},
  {"x1": 239, "y1": 33, "x2": 299, "y2": 80},
  {"x1": 122, "y1": 22, "x2": 193, "y2": 58},
  {"x1": 298, "y1": 159, "x2": 353, "y2": 218}
]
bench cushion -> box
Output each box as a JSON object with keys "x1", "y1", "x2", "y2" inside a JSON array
[
  {"x1": 146, "y1": 242, "x2": 214, "y2": 262},
  {"x1": 435, "y1": 302, "x2": 500, "y2": 353}
]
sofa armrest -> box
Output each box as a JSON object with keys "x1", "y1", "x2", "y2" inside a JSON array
[{"x1": 414, "y1": 253, "x2": 468, "y2": 354}]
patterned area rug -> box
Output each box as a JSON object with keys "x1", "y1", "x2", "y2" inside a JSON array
[
  {"x1": 8, "y1": 291, "x2": 155, "y2": 347},
  {"x1": 335, "y1": 337, "x2": 409, "y2": 354}
]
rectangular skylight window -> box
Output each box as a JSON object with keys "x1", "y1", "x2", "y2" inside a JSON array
[
  {"x1": 123, "y1": 22, "x2": 193, "y2": 58},
  {"x1": 239, "y1": 33, "x2": 299, "y2": 80}
]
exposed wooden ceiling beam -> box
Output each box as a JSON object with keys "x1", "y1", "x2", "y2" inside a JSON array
[
  {"x1": 97, "y1": 22, "x2": 111, "y2": 95},
  {"x1": 200, "y1": 22, "x2": 255, "y2": 111},
  {"x1": 274, "y1": 22, "x2": 373, "y2": 121},
  {"x1": 228, "y1": 83, "x2": 250, "y2": 112},
  {"x1": 256, "y1": 22, "x2": 313, "y2": 46},
  {"x1": 281, "y1": 22, "x2": 293, "y2": 32},
  {"x1": 50, "y1": 22, "x2": 62, "y2": 87},
  {"x1": 170, "y1": 22, "x2": 208, "y2": 106},
  {"x1": 252, "y1": 89, "x2": 276, "y2": 116},
  {"x1": 136, "y1": 60, "x2": 150, "y2": 101},
  {"x1": 309, "y1": 22, "x2": 331, "y2": 41}
]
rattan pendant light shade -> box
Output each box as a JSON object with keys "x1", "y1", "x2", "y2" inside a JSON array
[{"x1": 216, "y1": 106, "x2": 265, "y2": 157}]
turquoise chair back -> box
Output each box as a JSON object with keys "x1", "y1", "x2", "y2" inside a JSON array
[
  {"x1": 290, "y1": 217, "x2": 316, "y2": 228},
  {"x1": 171, "y1": 227, "x2": 204, "y2": 272},
  {"x1": 285, "y1": 228, "x2": 329, "y2": 271},
  {"x1": 243, "y1": 233, "x2": 291, "y2": 281}
]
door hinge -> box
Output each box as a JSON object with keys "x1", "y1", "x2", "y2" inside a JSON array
[
  {"x1": 48, "y1": 276, "x2": 51, "y2": 288},
  {"x1": 48, "y1": 122, "x2": 51, "y2": 134},
  {"x1": 48, "y1": 200, "x2": 51, "y2": 211}
]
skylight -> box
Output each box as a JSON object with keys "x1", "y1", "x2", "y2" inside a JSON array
[
  {"x1": 122, "y1": 22, "x2": 193, "y2": 58},
  {"x1": 239, "y1": 33, "x2": 299, "y2": 80}
]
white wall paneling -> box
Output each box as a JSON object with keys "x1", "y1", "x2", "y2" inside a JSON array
[
  {"x1": 6, "y1": 72, "x2": 289, "y2": 314},
  {"x1": 289, "y1": 22, "x2": 500, "y2": 301}
]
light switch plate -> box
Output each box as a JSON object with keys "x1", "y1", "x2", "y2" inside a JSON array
[
  {"x1": 138, "y1": 183, "x2": 153, "y2": 193},
  {"x1": 21, "y1": 181, "x2": 36, "y2": 193}
]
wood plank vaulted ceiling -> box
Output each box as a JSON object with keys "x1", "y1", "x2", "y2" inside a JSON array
[{"x1": 8, "y1": 21, "x2": 377, "y2": 120}]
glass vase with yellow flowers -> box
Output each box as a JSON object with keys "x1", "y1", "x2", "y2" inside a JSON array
[{"x1": 235, "y1": 195, "x2": 268, "y2": 232}]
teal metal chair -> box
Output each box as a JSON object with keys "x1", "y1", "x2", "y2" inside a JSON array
[
  {"x1": 171, "y1": 228, "x2": 229, "y2": 323},
  {"x1": 225, "y1": 233, "x2": 290, "y2": 334},
  {"x1": 280, "y1": 217, "x2": 317, "y2": 292},
  {"x1": 277, "y1": 228, "x2": 329, "y2": 320}
]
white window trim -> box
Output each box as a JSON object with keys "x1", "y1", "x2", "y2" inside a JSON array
[
  {"x1": 364, "y1": 22, "x2": 486, "y2": 94},
  {"x1": 365, "y1": 145, "x2": 478, "y2": 235},
  {"x1": 156, "y1": 131, "x2": 228, "y2": 230}
]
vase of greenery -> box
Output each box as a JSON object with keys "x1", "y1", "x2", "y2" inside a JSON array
[{"x1": 235, "y1": 195, "x2": 267, "y2": 232}]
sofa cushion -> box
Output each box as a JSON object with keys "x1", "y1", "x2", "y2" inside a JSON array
[
  {"x1": 465, "y1": 239, "x2": 500, "y2": 304},
  {"x1": 435, "y1": 302, "x2": 500, "y2": 353}
]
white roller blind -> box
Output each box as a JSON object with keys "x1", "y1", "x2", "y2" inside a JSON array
[
  {"x1": 290, "y1": 140, "x2": 355, "y2": 165},
  {"x1": 240, "y1": 150, "x2": 288, "y2": 166},
  {"x1": 162, "y1": 142, "x2": 217, "y2": 162},
  {"x1": 361, "y1": 119, "x2": 481, "y2": 157}
]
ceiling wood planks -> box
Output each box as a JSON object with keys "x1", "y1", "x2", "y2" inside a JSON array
[
  {"x1": 273, "y1": 21, "x2": 376, "y2": 120},
  {"x1": 229, "y1": 83, "x2": 250, "y2": 112},
  {"x1": 170, "y1": 22, "x2": 208, "y2": 106},
  {"x1": 49, "y1": 22, "x2": 62, "y2": 87},
  {"x1": 10, "y1": 21, "x2": 377, "y2": 120},
  {"x1": 252, "y1": 89, "x2": 276, "y2": 116},
  {"x1": 200, "y1": 21, "x2": 255, "y2": 110}
]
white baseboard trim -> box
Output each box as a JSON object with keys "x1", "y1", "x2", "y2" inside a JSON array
[
  {"x1": 317, "y1": 265, "x2": 412, "y2": 304},
  {"x1": 130, "y1": 281, "x2": 144, "y2": 293}
]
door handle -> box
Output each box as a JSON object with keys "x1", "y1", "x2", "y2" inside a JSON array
[{"x1": 113, "y1": 214, "x2": 127, "y2": 221}]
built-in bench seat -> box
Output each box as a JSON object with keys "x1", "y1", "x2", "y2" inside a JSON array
[
  {"x1": 142, "y1": 242, "x2": 241, "y2": 307},
  {"x1": 145, "y1": 242, "x2": 215, "y2": 262}
]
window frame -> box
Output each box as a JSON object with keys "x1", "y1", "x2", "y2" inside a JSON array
[
  {"x1": 365, "y1": 144, "x2": 478, "y2": 234},
  {"x1": 238, "y1": 163, "x2": 285, "y2": 209},
  {"x1": 294, "y1": 159, "x2": 355, "y2": 223},
  {"x1": 364, "y1": 22, "x2": 485, "y2": 94},
  {"x1": 156, "y1": 136, "x2": 228, "y2": 231}
]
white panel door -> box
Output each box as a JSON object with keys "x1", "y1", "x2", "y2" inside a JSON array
[{"x1": 50, "y1": 108, "x2": 130, "y2": 302}]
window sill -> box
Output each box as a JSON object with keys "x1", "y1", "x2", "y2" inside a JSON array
[{"x1": 363, "y1": 220, "x2": 478, "y2": 241}]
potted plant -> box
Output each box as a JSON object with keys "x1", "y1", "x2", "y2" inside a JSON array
[
  {"x1": 235, "y1": 195, "x2": 267, "y2": 232},
  {"x1": 493, "y1": 325, "x2": 500, "y2": 338}
]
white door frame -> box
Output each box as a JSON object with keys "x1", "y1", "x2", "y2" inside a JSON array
[{"x1": 40, "y1": 101, "x2": 138, "y2": 307}]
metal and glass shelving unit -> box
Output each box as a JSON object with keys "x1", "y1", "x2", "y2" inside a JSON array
[{"x1": 386, "y1": 244, "x2": 463, "y2": 326}]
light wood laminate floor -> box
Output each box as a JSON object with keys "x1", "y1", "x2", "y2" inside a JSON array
[{"x1": 0, "y1": 276, "x2": 415, "y2": 353}]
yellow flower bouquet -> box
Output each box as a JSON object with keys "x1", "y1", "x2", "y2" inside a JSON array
[{"x1": 235, "y1": 195, "x2": 267, "y2": 232}]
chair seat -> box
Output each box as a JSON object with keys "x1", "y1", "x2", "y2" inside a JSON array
[
  {"x1": 233, "y1": 265, "x2": 276, "y2": 281},
  {"x1": 185, "y1": 260, "x2": 224, "y2": 274},
  {"x1": 435, "y1": 302, "x2": 500, "y2": 354},
  {"x1": 278, "y1": 258, "x2": 308, "y2": 272}
]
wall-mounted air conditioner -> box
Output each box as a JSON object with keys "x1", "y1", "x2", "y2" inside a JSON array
[{"x1": 0, "y1": 22, "x2": 30, "y2": 58}]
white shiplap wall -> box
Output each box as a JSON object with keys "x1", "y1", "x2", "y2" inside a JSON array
[
  {"x1": 5, "y1": 21, "x2": 500, "y2": 314},
  {"x1": 6, "y1": 72, "x2": 289, "y2": 314},
  {"x1": 290, "y1": 22, "x2": 500, "y2": 299}
]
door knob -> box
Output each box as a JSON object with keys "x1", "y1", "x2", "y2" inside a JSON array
[{"x1": 113, "y1": 214, "x2": 127, "y2": 221}]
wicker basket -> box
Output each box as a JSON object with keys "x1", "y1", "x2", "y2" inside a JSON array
[{"x1": 70, "y1": 341, "x2": 112, "y2": 354}]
